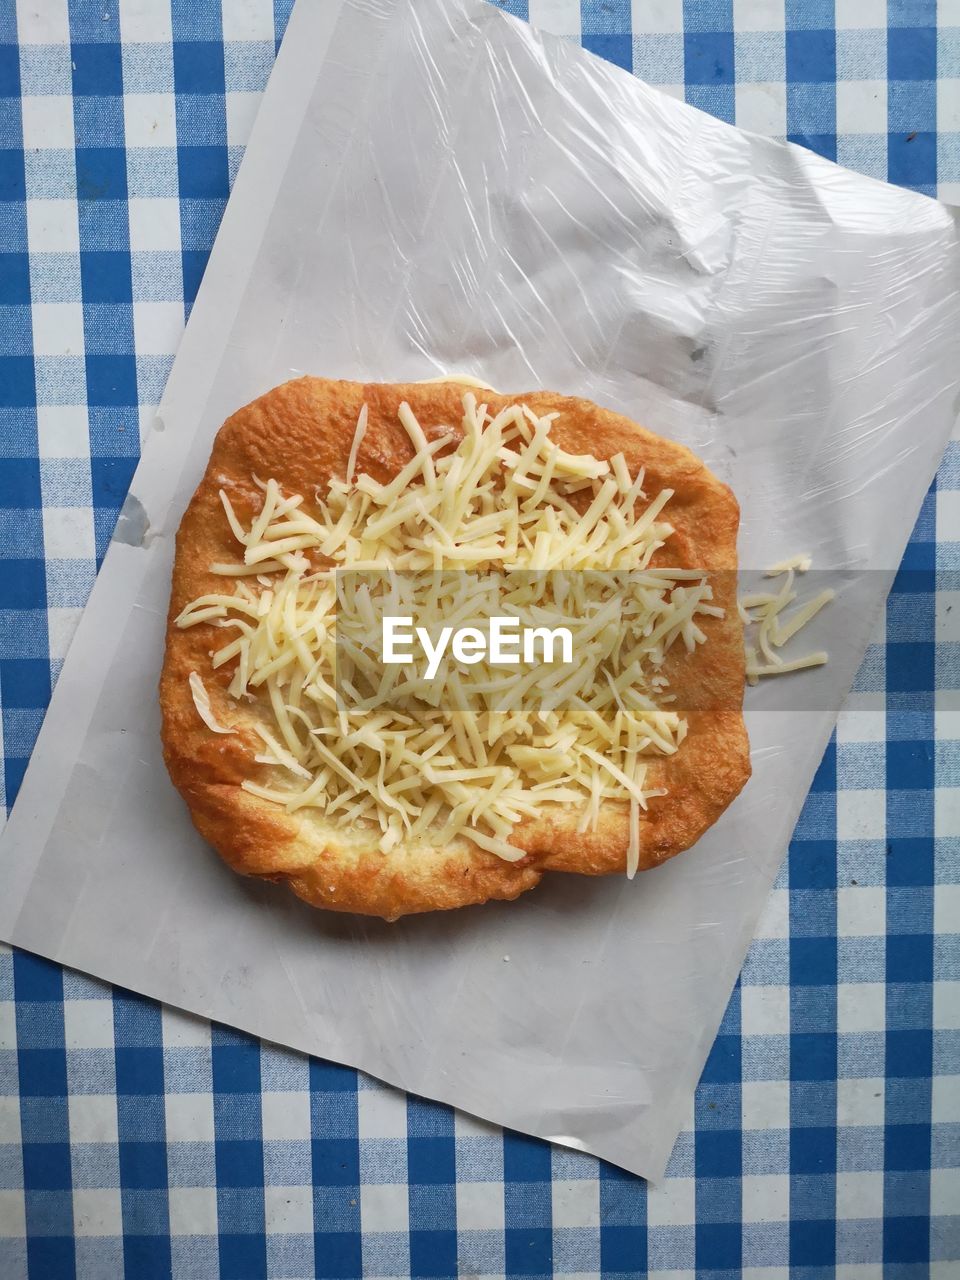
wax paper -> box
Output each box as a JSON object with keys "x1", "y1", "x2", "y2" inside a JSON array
[{"x1": 1, "y1": 0, "x2": 958, "y2": 1179}]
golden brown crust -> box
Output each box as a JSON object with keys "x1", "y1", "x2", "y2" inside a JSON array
[{"x1": 160, "y1": 377, "x2": 750, "y2": 919}]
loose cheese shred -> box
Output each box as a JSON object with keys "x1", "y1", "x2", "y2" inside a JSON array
[
  {"x1": 188, "y1": 671, "x2": 235, "y2": 735},
  {"x1": 746, "y1": 651, "x2": 829, "y2": 680},
  {"x1": 177, "y1": 393, "x2": 725, "y2": 866},
  {"x1": 627, "y1": 795, "x2": 641, "y2": 880},
  {"x1": 765, "y1": 553, "x2": 812, "y2": 575},
  {"x1": 741, "y1": 556, "x2": 834, "y2": 684},
  {"x1": 346, "y1": 403, "x2": 368, "y2": 487}
]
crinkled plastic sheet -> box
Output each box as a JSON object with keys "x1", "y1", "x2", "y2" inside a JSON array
[{"x1": 1, "y1": 0, "x2": 958, "y2": 1180}]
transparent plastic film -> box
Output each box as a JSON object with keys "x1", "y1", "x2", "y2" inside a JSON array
[{"x1": 0, "y1": 0, "x2": 957, "y2": 1180}]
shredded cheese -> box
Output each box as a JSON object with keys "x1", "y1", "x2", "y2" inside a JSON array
[
  {"x1": 741, "y1": 556, "x2": 834, "y2": 683},
  {"x1": 177, "y1": 394, "x2": 723, "y2": 864},
  {"x1": 345, "y1": 403, "x2": 368, "y2": 487},
  {"x1": 188, "y1": 671, "x2": 235, "y2": 735}
]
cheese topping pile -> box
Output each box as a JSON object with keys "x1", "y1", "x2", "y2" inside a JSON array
[
  {"x1": 177, "y1": 393, "x2": 723, "y2": 876},
  {"x1": 740, "y1": 555, "x2": 834, "y2": 684}
]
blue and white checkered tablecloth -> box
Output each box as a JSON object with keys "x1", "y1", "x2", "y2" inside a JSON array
[{"x1": 1, "y1": 0, "x2": 958, "y2": 1276}]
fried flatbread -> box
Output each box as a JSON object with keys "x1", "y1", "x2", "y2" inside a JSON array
[{"x1": 160, "y1": 377, "x2": 750, "y2": 918}]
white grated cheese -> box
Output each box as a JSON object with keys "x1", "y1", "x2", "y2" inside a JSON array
[
  {"x1": 346, "y1": 403, "x2": 368, "y2": 486},
  {"x1": 746, "y1": 651, "x2": 829, "y2": 680},
  {"x1": 178, "y1": 394, "x2": 724, "y2": 867},
  {"x1": 188, "y1": 671, "x2": 235, "y2": 735},
  {"x1": 741, "y1": 557, "x2": 834, "y2": 684}
]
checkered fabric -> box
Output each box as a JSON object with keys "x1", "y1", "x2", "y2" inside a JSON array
[{"x1": 0, "y1": 0, "x2": 958, "y2": 1276}]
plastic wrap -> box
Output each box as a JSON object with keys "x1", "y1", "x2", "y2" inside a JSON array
[{"x1": 1, "y1": 0, "x2": 958, "y2": 1179}]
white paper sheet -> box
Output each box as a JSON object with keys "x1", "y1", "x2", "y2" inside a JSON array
[{"x1": 1, "y1": 0, "x2": 958, "y2": 1180}]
